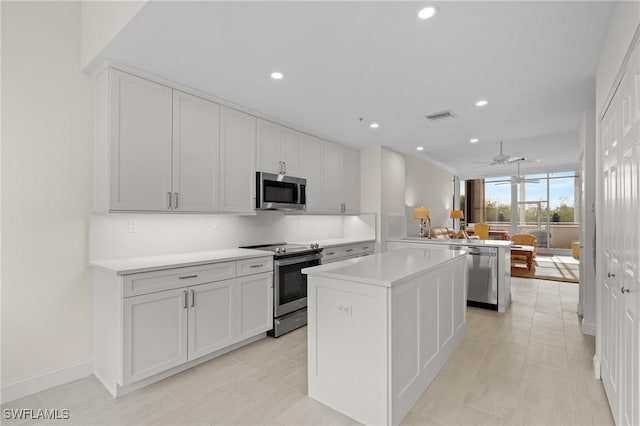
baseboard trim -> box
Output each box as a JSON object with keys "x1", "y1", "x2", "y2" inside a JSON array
[
  {"x1": 593, "y1": 354, "x2": 601, "y2": 379},
  {"x1": 1, "y1": 360, "x2": 93, "y2": 404},
  {"x1": 582, "y1": 320, "x2": 596, "y2": 336}
]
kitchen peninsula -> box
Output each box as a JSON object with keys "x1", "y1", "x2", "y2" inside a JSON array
[
  {"x1": 388, "y1": 238, "x2": 512, "y2": 312},
  {"x1": 303, "y1": 247, "x2": 467, "y2": 425}
]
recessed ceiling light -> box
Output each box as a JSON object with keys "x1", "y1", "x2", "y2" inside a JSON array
[
  {"x1": 270, "y1": 72, "x2": 284, "y2": 80},
  {"x1": 417, "y1": 146, "x2": 424, "y2": 151},
  {"x1": 470, "y1": 138, "x2": 479, "y2": 143},
  {"x1": 370, "y1": 123, "x2": 379, "y2": 129},
  {"x1": 475, "y1": 99, "x2": 488, "y2": 107},
  {"x1": 418, "y1": 6, "x2": 437, "y2": 20}
]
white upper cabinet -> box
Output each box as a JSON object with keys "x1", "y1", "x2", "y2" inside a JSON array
[
  {"x1": 109, "y1": 70, "x2": 173, "y2": 211},
  {"x1": 220, "y1": 106, "x2": 256, "y2": 212},
  {"x1": 256, "y1": 119, "x2": 302, "y2": 177},
  {"x1": 172, "y1": 91, "x2": 220, "y2": 212},
  {"x1": 301, "y1": 134, "x2": 324, "y2": 213},
  {"x1": 323, "y1": 141, "x2": 344, "y2": 214},
  {"x1": 342, "y1": 147, "x2": 360, "y2": 214},
  {"x1": 281, "y1": 127, "x2": 302, "y2": 176}
]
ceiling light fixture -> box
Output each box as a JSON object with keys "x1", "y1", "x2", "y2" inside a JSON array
[
  {"x1": 470, "y1": 138, "x2": 479, "y2": 143},
  {"x1": 418, "y1": 6, "x2": 437, "y2": 20},
  {"x1": 417, "y1": 146, "x2": 424, "y2": 151},
  {"x1": 370, "y1": 123, "x2": 379, "y2": 129},
  {"x1": 475, "y1": 99, "x2": 488, "y2": 107},
  {"x1": 270, "y1": 72, "x2": 284, "y2": 80}
]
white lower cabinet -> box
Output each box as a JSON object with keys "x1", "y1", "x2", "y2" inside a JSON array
[
  {"x1": 93, "y1": 257, "x2": 273, "y2": 396},
  {"x1": 123, "y1": 289, "x2": 188, "y2": 385},
  {"x1": 237, "y1": 273, "x2": 273, "y2": 339},
  {"x1": 188, "y1": 280, "x2": 235, "y2": 360}
]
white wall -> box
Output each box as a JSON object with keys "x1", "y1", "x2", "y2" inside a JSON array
[
  {"x1": 381, "y1": 148, "x2": 406, "y2": 248},
  {"x1": 1, "y1": 0, "x2": 94, "y2": 389},
  {"x1": 579, "y1": 108, "x2": 597, "y2": 335},
  {"x1": 80, "y1": 1, "x2": 147, "y2": 72},
  {"x1": 405, "y1": 155, "x2": 454, "y2": 236},
  {"x1": 595, "y1": 1, "x2": 640, "y2": 116},
  {"x1": 89, "y1": 213, "x2": 374, "y2": 260}
]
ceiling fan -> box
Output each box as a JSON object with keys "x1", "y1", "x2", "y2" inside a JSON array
[
  {"x1": 475, "y1": 141, "x2": 526, "y2": 166},
  {"x1": 494, "y1": 161, "x2": 541, "y2": 186}
]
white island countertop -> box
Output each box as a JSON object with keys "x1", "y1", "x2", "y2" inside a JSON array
[
  {"x1": 303, "y1": 246, "x2": 466, "y2": 287},
  {"x1": 90, "y1": 248, "x2": 272, "y2": 275},
  {"x1": 389, "y1": 237, "x2": 513, "y2": 248}
]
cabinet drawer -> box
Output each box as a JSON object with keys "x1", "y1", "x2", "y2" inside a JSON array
[
  {"x1": 236, "y1": 256, "x2": 273, "y2": 277},
  {"x1": 321, "y1": 246, "x2": 345, "y2": 263},
  {"x1": 123, "y1": 262, "x2": 236, "y2": 297}
]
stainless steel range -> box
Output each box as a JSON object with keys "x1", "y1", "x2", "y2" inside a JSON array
[{"x1": 240, "y1": 242, "x2": 322, "y2": 337}]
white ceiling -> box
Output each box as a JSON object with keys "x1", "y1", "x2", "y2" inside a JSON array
[{"x1": 99, "y1": 1, "x2": 615, "y2": 177}]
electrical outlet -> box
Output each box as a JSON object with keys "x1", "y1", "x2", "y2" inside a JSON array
[
  {"x1": 128, "y1": 219, "x2": 137, "y2": 233},
  {"x1": 337, "y1": 304, "x2": 352, "y2": 316}
]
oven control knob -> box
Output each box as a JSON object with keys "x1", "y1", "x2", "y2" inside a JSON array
[
  {"x1": 275, "y1": 247, "x2": 282, "y2": 254},
  {"x1": 281, "y1": 247, "x2": 287, "y2": 253}
]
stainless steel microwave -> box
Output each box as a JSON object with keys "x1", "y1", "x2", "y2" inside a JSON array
[{"x1": 256, "y1": 172, "x2": 306, "y2": 211}]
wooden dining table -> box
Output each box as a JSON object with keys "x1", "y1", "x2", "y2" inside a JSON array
[{"x1": 466, "y1": 229, "x2": 510, "y2": 240}]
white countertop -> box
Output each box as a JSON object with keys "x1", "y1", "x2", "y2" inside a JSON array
[
  {"x1": 389, "y1": 237, "x2": 513, "y2": 248},
  {"x1": 90, "y1": 248, "x2": 272, "y2": 275},
  {"x1": 292, "y1": 238, "x2": 375, "y2": 248},
  {"x1": 303, "y1": 247, "x2": 466, "y2": 287}
]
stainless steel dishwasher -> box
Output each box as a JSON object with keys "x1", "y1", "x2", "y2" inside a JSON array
[{"x1": 451, "y1": 245, "x2": 498, "y2": 310}]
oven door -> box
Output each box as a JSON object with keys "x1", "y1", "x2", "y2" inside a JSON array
[{"x1": 274, "y1": 253, "x2": 321, "y2": 317}]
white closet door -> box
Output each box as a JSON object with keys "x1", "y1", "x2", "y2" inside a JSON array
[
  {"x1": 110, "y1": 70, "x2": 172, "y2": 211},
  {"x1": 172, "y1": 91, "x2": 220, "y2": 212}
]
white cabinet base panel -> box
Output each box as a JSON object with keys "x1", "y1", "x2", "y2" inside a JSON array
[{"x1": 95, "y1": 333, "x2": 264, "y2": 398}]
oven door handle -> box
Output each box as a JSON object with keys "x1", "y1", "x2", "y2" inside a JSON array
[{"x1": 275, "y1": 253, "x2": 322, "y2": 267}]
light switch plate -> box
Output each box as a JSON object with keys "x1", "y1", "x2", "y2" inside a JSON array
[{"x1": 127, "y1": 219, "x2": 137, "y2": 233}]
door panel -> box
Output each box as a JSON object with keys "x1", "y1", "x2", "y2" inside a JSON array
[
  {"x1": 188, "y1": 280, "x2": 235, "y2": 360},
  {"x1": 110, "y1": 70, "x2": 172, "y2": 211},
  {"x1": 257, "y1": 119, "x2": 283, "y2": 174},
  {"x1": 172, "y1": 91, "x2": 220, "y2": 212},
  {"x1": 301, "y1": 135, "x2": 324, "y2": 213},
  {"x1": 123, "y1": 289, "x2": 188, "y2": 385},
  {"x1": 282, "y1": 128, "x2": 303, "y2": 176}
]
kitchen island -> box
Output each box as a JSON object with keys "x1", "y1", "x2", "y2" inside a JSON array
[
  {"x1": 302, "y1": 247, "x2": 467, "y2": 425},
  {"x1": 388, "y1": 238, "x2": 512, "y2": 313}
]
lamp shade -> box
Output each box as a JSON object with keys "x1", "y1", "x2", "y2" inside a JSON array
[
  {"x1": 413, "y1": 207, "x2": 431, "y2": 220},
  {"x1": 450, "y1": 210, "x2": 464, "y2": 219}
]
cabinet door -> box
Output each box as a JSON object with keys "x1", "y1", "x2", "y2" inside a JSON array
[
  {"x1": 323, "y1": 141, "x2": 343, "y2": 214},
  {"x1": 342, "y1": 147, "x2": 360, "y2": 214},
  {"x1": 220, "y1": 106, "x2": 257, "y2": 212},
  {"x1": 123, "y1": 289, "x2": 188, "y2": 385},
  {"x1": 172, "y1": 91, "x2": 220, "y2": 212},
  {"x1": 282, "y1": 127, "x2": 303, "y2": 177},
  {"x1": 110, "y1": 70, "x2": 173, "y2": 211},
  {"x1": 256, "y1": 119, "x2": 283, "y2": 174},
  {"x1": 236, "y1": 272, "x2": 273, "y2": 339},
  {"x1": 187, "y1": 280, "x2": 235, "y2": 360},
  {"x1": 301, "y1": 134, "x2": 324, "y2": 213}
]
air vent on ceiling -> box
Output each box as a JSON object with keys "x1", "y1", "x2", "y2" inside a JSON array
[{"x1": 425, "y1": 110, "x2": 457, "y2": 121}]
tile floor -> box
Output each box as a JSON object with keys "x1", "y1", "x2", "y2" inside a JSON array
[{"x1": 2, "y1": 277, "x2": 614, "y2": 426}]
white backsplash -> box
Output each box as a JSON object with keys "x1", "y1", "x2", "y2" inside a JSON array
[{"x1": 90, "y1": 212, "x2": 376, "y2": 260}]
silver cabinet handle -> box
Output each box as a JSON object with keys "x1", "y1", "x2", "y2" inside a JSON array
[
  {"x1": 608, "y1": 272, "x2": 616, "y2": 278},
  {"x1": 326, "y1": 251, "x2": 335, "y2": 255},
  {"x1": 183, "y1": 290, "x2": 188, "y2": 309},
  {"x1": 621, "y1": 287, "x2": 632, "y2": 294},
  {"x1": 278, "y1": 161, "x2": 283, "y2": 174},
  {"x1": 345, "y1": 249, "x2": 354, "y2": 252},
  {"x1": 249, "y1": 264, "x2": 264, "y2": 268},
  {"x1": 362, "y1": 246, "x2": 369, "y2": 250},
  {"x1": 179, "y1": 274, "x2": 198, "y2": 280},
  {"x1": 190, "y1": 289, "x2": 195, "y2": 307},
  {"x1": 283, "y1": 161, "x2": 286, "y2": 174},
  {"x1": 174, "y1": 192, "x2": 179, "y2": 209},
  {"x1": 168, "y1": 192, "x2": 172, "y2": 209}
]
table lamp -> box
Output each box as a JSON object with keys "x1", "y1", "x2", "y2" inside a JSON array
[
  {"x1": 413, "y1": 207, "x2": 431, "y2": 238},
  {"x1": 450, "y1": 210, "x2": 464, "y2": 229}
]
